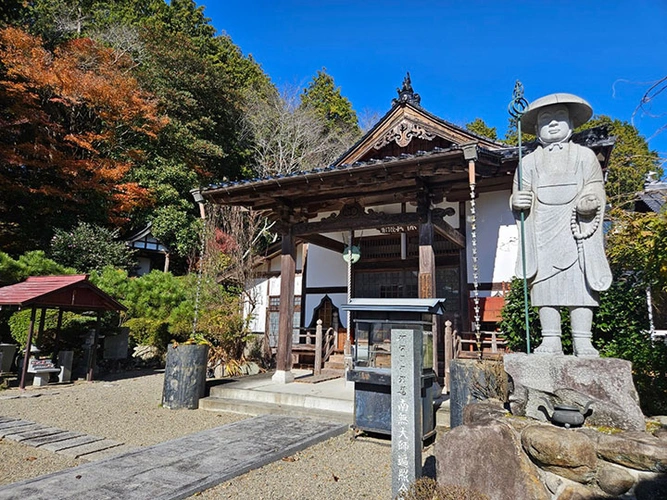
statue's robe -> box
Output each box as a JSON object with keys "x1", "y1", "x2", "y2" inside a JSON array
[{"x1": 512, "y1": 142, "x2": 612, "y2": 306}]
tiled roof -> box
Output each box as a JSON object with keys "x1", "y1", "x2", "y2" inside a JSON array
[
  {"x1": 0, "y1": 275, "x2": 126, "y2": 311},
  {"x1": 201, "y1": 126, "x2": 613, "y2": 196}
]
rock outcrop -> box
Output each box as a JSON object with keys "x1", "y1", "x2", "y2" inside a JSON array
[{"x1": 434, "y1": 400, "x2": 667, "y2": 500}]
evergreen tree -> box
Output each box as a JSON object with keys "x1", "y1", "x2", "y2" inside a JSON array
[
  {"x1": 300, "y1": 69, "x2": 360, "y2": 136},
  {"x1": 578, "y1": 115, "x2": 661, "y2": 209},
  {"x1": 465, "y1": 118, "x2": 497, "y2": 140}
]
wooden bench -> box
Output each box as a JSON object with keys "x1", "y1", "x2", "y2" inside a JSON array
[{"x1": 27, "y1": 359, "x2": 62, "y2": 386}]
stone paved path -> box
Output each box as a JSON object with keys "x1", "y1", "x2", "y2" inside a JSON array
[
  {"x1": 0, "y1": 416, "x2": 124, "y2": 460},
  {"x1": 0, "y1": 414, "x2": 347, "y2": 500}
]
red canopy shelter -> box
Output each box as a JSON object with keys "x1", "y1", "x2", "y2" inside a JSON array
[{"x1": 0, "y1": 275, "x2": 126, "y2": 389}]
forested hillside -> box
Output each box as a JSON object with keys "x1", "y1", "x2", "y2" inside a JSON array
[{"x1": 0, "y1": 0, "x2": 360, "y2": 268}]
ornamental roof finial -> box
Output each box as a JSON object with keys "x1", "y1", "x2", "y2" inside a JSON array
[{"x1": 392, "y1": 72, "x2": 421, "y2": 107}]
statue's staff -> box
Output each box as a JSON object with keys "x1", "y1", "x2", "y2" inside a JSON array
[{"x1": 508, "y1": 81, "x2": 531, "y2": 353}]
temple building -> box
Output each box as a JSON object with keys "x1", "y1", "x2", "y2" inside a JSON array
[{"x1": 201, "y1": 76, "x2": 615, "y2": 384}]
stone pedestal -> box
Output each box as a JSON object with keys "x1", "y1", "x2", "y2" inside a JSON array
[
  {"x1": 271, "y1": 369, "x2": 294, "y2": 384},
  {"x1": 504, "y1": 354, "x2": 645, "y2": 431}
]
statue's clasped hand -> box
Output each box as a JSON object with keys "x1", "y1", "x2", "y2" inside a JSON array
[
  {"x1": 576, "y1": 194, "x2": 600, "y2": 216},
  {"x1": 511, "y1": 190, "x2": 533, "y2": 211}
]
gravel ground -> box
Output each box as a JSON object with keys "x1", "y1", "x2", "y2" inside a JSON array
[{"x1": 0, "y1": 370, "x2": 436, "y2": 498}]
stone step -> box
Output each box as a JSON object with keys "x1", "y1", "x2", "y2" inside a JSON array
[
  {"x1": 324, "y1": 361, "x2": 346, "y2": 370},
  {"x1": 199, "y1": 397, "x2": 352, "y2": 425},
  {"x1": 435, "y1": 398, "x2": 451, "y2": 429},
  {"x1": 205, "y1": 386, "x2": 353, "y2": 414},
  {"x1": 4, "y1": 426, "x2": 64, "y2": 442},
  {"x1": 294, "y1": 371, "x2": 343, "y2": 384},
  {"x1": 41, "y1": 434, "x2": 106, "y2": 453},
  {"x1": 57, "y1": 438, "x2": 124, "y2": 459},
  {"x1": 0, "y1": 421, "x2": 39, "y2": 438},
  {"x1": 23, "y1": 430, "x2": 87, "y2": 447}
]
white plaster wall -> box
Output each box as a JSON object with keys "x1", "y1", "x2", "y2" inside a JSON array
[
  {"x1": 266, "y1": 273, "x2": 302, "y2": 296},
  {"x1": 465, "y1": 190, "x2": 518, "y2": 295},
  {"x1": 434, "y1": 200, "x2": 460, "y2": 229},
  {"x1": 306, "y1": 244, "x2": 348, "y2": 288},
  {"x1": 268, "y1": 244, "x2": 304, "y2": 272},
  {"x1": 246, "y1": 278, "x2": 268, "y2": 333}
]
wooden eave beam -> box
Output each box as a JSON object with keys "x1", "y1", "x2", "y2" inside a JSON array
[
  {"x1": 292, "y1": 211, "x2": 423, "y2": 236},
  {"x1": 299, "y1": 234, "x2": 346, "y2": 254},
  {"x1": 432, "y1": 218, "x2": 465, "y2": 248}
]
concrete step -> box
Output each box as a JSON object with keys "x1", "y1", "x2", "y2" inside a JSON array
[
  {"x1": 200, "y1": 397, "x2": 352, "y2": 425},
  {"x1": 324, "y1": 361, "x2": 345, "y2": 370},
  {"x1": 435, "y1": 397, "x2": 451, "y2": 429},
  {"x1": 206, "y1": 385, "x2": 353, "y2": 414}
]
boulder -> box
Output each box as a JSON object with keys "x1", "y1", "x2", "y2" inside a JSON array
[
  {"x1": 596, "y1": 462, "x2": 635, "y2": 496},
  {"x1": 462, "y1": 399, "x2": 508, "y2": 425},
  {"x1": 521, "y1": 424, "x2": 597, "y2": 483},
  {"x1": 556, "y1": 482, "x2": 604, "y2": 500},
  {"x1": 595, "y1": 431, "x2": 667, "y2": 472},
  {"x1": 434, "y1": 420, "x2": 550, "y2": 500},
  {"x1": 504, "y1": 354, "x2": 645, "y2": 431},
  {"x1": 450, "y1": 360, "x2": 505, "y2": 427}
]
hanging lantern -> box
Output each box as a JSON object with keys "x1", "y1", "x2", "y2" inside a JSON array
[{"x1": 342, "y1": 245, "x2": 361, "y2": 264}]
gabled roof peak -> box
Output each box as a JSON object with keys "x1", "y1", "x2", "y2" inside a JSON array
[{"x1": 392, "y1": 72, "x2": 421, "y2": 107}]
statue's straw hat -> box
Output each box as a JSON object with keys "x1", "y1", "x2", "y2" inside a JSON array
[{"x1": 520, "y1": 93, "x2": 593, "y2": 133}]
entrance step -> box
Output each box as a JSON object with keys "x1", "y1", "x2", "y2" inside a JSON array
[
  {"x1": 294, "y1": 370, "x2": 343, "y2": 384},
  {"x1": 203, "y1": 371, "x2": 354, "y2": 416},
  {"x1": 200, "y1": 397, "x2": 352, "y2": 425}
]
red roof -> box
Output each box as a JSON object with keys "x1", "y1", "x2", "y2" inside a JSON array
[{"x1": 0, "y1": 275, "x2": 126, "y2": 312}]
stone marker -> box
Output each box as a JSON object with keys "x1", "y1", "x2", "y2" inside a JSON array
[{"x1": 390, "y1": 328, "x2": 422, "y2": 498}]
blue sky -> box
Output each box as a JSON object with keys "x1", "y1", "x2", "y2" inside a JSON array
[{"x1": 205, "y1": 1, "x2": 667, "y2": 160}]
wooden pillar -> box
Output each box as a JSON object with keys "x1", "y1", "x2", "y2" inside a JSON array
[
  {"x1": 273, "y1": 229, "x2": 296, "y2": 384},
  {"x1": 53, "y1": 309, "x2": 64, "y2": 357},
  {"x1": 18, "y1": 307, "x2": 37, "y2": 391},
  {"x1": 419, "y1": 210, "x2": 440, "y2": 381},
  {"x1": 87, "y1": 312, "x2": 102, "y2": 382},
  {"x1": 418, "y1": 211, "x2": 435, "y2": 299},
  {"x1": 300, "y1": 243, "x2": 309, "y2": 334}
]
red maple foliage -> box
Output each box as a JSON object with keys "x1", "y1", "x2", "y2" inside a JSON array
[{"x1": 0, "y1": 27, "x2": 167, "y2": 251}]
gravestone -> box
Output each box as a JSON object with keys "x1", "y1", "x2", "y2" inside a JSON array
[
  {"x1": 390, "y1": 328, "x2": 422, "y2": 497},
  {"x1": 104, "y1": 328, "x2": 129, "y2": 360}
]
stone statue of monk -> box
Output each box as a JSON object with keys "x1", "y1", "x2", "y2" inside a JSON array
[{"x1": 511, "y1": 93, "x2": 612, "y2": 357}]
